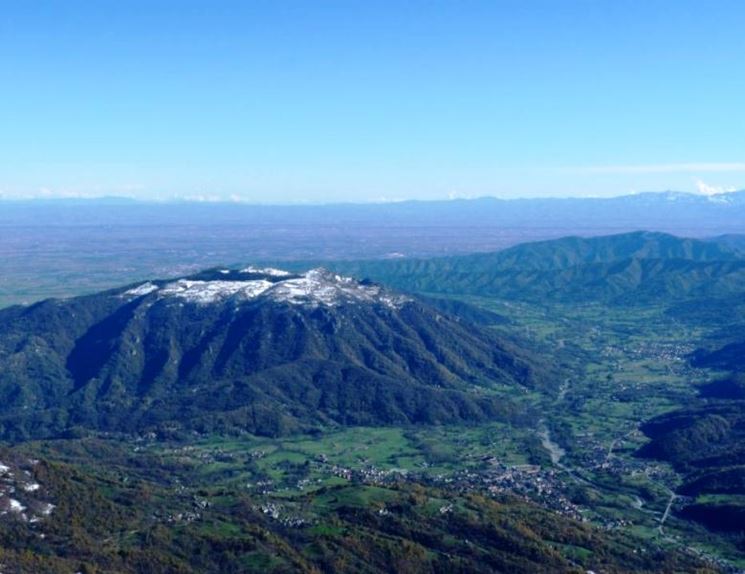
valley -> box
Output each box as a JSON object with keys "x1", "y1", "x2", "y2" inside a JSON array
[
  {"x1": 489, "y1": 299, "x2": 741, "y2": 570},
  {"x1": 133, "y1": 297, "x2": 741, "y2": 571}
]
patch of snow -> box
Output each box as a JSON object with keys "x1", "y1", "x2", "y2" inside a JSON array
[
  {"x1": 124, "y1": 282, "x2": 159, "y2": 297},
  {"x1": 158, "y1": 268, "x2": 410, "y2": 309},
  {"x1": 22, "y1": 483, "x2": 40, "y2": 492},
  {"x1": 695, "y1": 179, "x2": 738, "y2": 197},
  {"x1": 41, "y1": 503, "x2": 55, "y2": 515},
  {"x1": 9, "y1": 499, "x2": 25, "y2": 513},
  {"x1": 707, "y1": 194, "x2": 734, "y2": 204},
  {"x1": 241, "y1": 266, "x2": 292, "y2": 277},
  {"x1": 264, "y1": 269, "x2": 405, "y2": 308},
  {"x1": 0, "y1": 463, "x2": 9, "y2": 474},
  {"x1": 160, "y1": 279, "x2": 274, "y2": 303}
]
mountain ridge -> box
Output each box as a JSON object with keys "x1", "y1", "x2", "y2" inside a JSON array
[{"x1": 319, "y1": 231, "x2": 745, "y2": 304}]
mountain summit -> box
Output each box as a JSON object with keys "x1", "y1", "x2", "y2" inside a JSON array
[
  {"x1": 124, "y1": 267, "x2": 411, "y2": 308},
  {"x1": 0, "y1": 267, "x2": 544, "y2": 440}
]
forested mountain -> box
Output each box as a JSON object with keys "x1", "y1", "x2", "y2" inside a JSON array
[
  {"x1": 640, "y1": 347, "x2": 745, "y2": 535},
  {"x1": 0, "y1": 267, "x2": 545, "y2": 440},
  {"x1": 324, "y1": 231, "x2": 745, "y2": 304},
  {"x1": 692, "y1": 338, "x2": 745, "y2": 371},
  {"x1": 711, "y1": 233, "x2": 745, "y2": 254}
]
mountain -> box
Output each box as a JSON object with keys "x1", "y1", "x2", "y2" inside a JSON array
[
  {"x1": 711, "y1": 233, "x2": 745, "y2": 255},
  {"x1": 0, "y1": 267, "x2": 545, "y2": 440},
  {"x1": 691, "y1": 335, "x2": 745, "y2": 371},
  {"x1": 322, "y1": 231, "x2": 745, "y2": 304},
  {"x1": 638, "y1": 390, "x2": 745, "y2": 534}
]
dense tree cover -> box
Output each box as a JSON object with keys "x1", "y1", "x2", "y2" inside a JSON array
[
  {"x1": 323, "y1": 231, "x2": 745, "y2": 304},
  {"x1": 680, "y1": 503, "x2": 745, "y2": 535},
  {"x1": 415, "y1": 295, "x2": 509, "y2": 325},
  {"x1": 699, "y1": 375, "x2": 745, "y2": 400},
  {"x1": 0, "y1": 446, "x2": 714, "y2": 574},
  {"x1": 639, "y1": 410, "x2": 735, "y2": 469},
  {"x1": 693, "y1": 341, "x2": 745, "y2": 372},
  {"x1": 679, "y1": 467, "x2": 745, "y2": 497},
  {"x1": 640, "y1": 369, "x2": 745, "y2": 534}
]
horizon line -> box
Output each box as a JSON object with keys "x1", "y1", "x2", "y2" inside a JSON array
[{"x1": 0, "y1": 188, "x2": 743, "y2": 206}]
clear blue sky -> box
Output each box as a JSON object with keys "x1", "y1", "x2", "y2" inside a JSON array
[{"x1": 1, "y1": 0, "x2": 744, "y2": 202}]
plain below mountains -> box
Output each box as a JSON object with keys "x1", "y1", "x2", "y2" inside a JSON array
[{"x1": 0, "y1": 267, "x2": 548, "y2": 441}]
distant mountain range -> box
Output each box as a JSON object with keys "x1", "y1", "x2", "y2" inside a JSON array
[
  {"x1": 3, "y1": 190, "x2": 745, "y2": 231},
  {"x1": 0, "y1": 268, "x2": 545, "y2": 441}
]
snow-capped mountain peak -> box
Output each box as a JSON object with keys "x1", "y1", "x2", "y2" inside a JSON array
[{"x1": 123, "y1": 267, "x2": 410, "y2": 308}]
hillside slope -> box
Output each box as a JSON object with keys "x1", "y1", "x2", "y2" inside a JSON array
[
  {"x1": 324, "y1": 231, "x2": 745, "y2": 304},
  {"x1": 0, "y1": 442, "x2": 712, "y2": 574}
]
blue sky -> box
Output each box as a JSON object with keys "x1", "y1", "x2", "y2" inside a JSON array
[{"x1": 1, "y1": 0, "x2": 744, "y2": 202}]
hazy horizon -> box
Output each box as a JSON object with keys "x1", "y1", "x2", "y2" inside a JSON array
[{"x1": 2, "y1": 186, "x2": 744, "y2": 206}]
